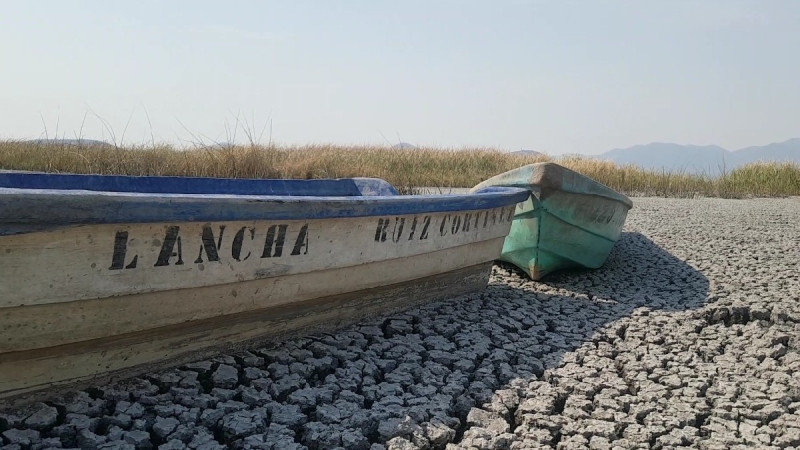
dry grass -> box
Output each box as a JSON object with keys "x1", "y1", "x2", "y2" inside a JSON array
[{"x1": 1, "y1": 140, "x2": 799, "y2": 198}]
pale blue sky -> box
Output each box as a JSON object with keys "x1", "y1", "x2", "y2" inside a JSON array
[{"x1": 1, "y1": 0, "x2": 798, "y2": 154}]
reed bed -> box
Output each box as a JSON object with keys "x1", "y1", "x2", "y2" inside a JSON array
[{"x1": 1, "y1": 140, "x2": 799, "y2": 198}]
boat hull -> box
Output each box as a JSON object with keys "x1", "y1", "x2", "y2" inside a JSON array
[
  {"x1": 0, "y1": 173, "x2": 528, "y2": 404},
  {"x1": 1, "y1": 259, "x2": 494, "y2": 404},
  {"x1": 473, "y1": 163, "x2": 632, "y2": 280}
]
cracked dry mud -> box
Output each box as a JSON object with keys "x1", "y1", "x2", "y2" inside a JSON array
[{"x1": 2, "y1": 197, "x2": 800, "y2": 449}]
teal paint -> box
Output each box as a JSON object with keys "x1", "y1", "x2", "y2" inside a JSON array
[{"x1": 473, "y1": 163, "x2": 632, "y2": 280}]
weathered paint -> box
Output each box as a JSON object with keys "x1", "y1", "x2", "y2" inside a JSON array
[
  {"x1": 0, "y1": 173, "x2": 529, "y2": 403},
  {"x1": 472, "y1": 163, "x2": 632, "y2": 280},
  {"x1": 2, "y1": 238, "x2": 506, "y2": 354},
  {"x1": 0, "y1": 206, "x2": 516, "y2": 309}
]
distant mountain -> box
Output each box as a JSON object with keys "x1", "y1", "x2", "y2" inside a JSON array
[
  {"x1": 598, "y1": 139, "x2": 800, "y2": 176},
  {"x1": 27, "y1": 139, "x2": 114, "y2": 148},
  {"x1": 734, "y1": 138, "x2": 800, "y2": 165},
  {"x1": 512, "y1": 150, "x2": 545, "y2": 157},
  {"x1": 392, "y1": 142, "x2": 416, "y2": 149},
  {"x1": 599, "y1": 143, "x2": 729, "y2": 175}
]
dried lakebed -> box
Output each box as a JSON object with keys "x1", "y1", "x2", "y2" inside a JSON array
[{"x1": 2, "y1": 197, "x2": 799, "y2": 449}]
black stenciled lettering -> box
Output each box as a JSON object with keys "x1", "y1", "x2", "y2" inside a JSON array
[
  {"x1": 491, "y1": 209, "x2": 498, "y2": 224},
  {"x1": 195, "y1": 225, "x2": 225, "y2": 263},
  {"x1": 391, "y1": 217, "x2": 406, "y2": 243},
  {"x1": 474, "y1": 211, "x2": 481, "y2": 229},
  {"x1": 292, "y1": 224, "x2": 309, "y2": 255},
  {"x1": 109, "y1": 231, "x2": 138, "y2": 270},
  {"x1": 439, "y1": 215, "x2": 450, "y2": 236},
  {"x1": 407, "y1": 217, "x2": 418, "y2": 240},
  {"x1": 506, "y1": 206, "x2": 515, "y2": 222},
  {"x1": 420, "y1": 216, "x2": 431, "y2": 240},
  {"x1": 232, "y1": 226, "x2": 255, "y2": 261},
  {"x1": 463, "y1": 213, "x2": 471, "y2": 232},
  {"x1": 374, "y1": 218, "x2": 390, "y2": 242},
  {"x1": 451, "y1": 215, "x2": 461, "y2": 234},
  {"x1": 108, "y1": 231, "x2": 127, "y2": 270},
  {"x1": 483, "y1": 210, "x2": 489, "y2": 228},
  {"x1": 154, "y1": 226, "x2": 184, "y2": 267},
  {"x1": 262, "y1": 224, "x2": 288, "y2": 258}
]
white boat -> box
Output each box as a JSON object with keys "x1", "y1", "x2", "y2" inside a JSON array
[{"x1": 0, "y1": 172, "x2": 528, "y2": 403}]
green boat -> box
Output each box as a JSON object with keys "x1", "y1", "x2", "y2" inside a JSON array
[{"x1": 471, "y1": 163, "x2": 632, "y2": 280}]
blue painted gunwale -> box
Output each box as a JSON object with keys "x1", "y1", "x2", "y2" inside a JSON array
[
  {"x1": 0, "y1": 172, "x2": 400, "y2": 197},
  {"x1": 0, "y1": 172, "x2": 530, "y2": 236}
]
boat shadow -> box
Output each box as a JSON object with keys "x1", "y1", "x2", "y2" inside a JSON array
[
  {"x1": 481, "y1": 230, "x2": 709, "y2": 371},
  {"x1": 424, "y1": 230, "x2": 711, "y2": 440},
  {"x1": 498, "y1": 230, "x2": 709, "y2": 312}
]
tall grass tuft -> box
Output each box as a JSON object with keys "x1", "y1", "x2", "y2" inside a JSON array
[
  {"x1": 712, "y1": 162, "x2": 800, "y2": 198},
  {"x1": 1, "y1": 140, "x2": 799, "y2": 198}
]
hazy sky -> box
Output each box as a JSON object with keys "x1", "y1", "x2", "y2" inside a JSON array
[{"x1": 1, "y1": 1, "x2": 798, "y2": 154}]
